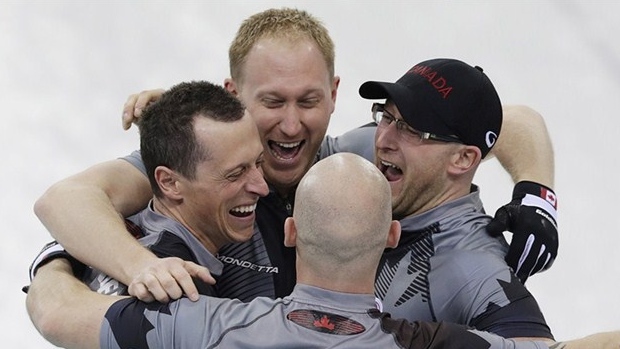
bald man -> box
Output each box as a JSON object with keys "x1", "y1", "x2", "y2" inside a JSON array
[{"x1": 27, "y1": 154, "x2": 604, "y2": 349}]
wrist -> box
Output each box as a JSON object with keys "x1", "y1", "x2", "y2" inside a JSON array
[
  {"x1": 29, "y1": 241, "x2": 86, "y2": 281},
  {"x1": 513, "y1": 180, "x2": 557, "y2": 210},
  {"x1": 40, "y1": 257, "x2": 74, "y2": 274},
  {"x1": 120, "y1": 247, "x2": 159, "y2": 282},
  {"x1": 514, "y1": 181, "x2": 558, "y2": 228}
]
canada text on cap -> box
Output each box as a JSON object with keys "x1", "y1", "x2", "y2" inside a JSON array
[{"x1": 359, "y1": 58, "x2": 502, "y2": 158}]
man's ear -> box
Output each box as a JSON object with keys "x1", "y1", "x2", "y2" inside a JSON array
[
  {"x1": 330, "y1": 75, "x2": 341, "y2": 105},
  {"x1": 283, "y1": 217, "x2": 297, "y2": 248},
  {"x1": 154, "y1": 166, "x2": 182, "y2": 200},
  {"x1": 385, "y1": 220, "x2": 401, "y2": 249},
  {"x1": 449, "y1": 145, "x2": 481, "y2": 175},
  {"x1": 224, "y1": 78, "x2": 238, "y2": 97}
]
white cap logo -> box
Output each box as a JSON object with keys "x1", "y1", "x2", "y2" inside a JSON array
[
  {"x1": 485, "y1": 131, "x2": 498, "y2": 148},
  {"x1": 374, "y1": 297, "x2": 384, "y2": 312}
]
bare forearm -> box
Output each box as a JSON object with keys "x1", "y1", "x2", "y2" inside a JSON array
[
  {"x1": 27, "y1": 259, "x2": 124, "y2": 349},
  {"x1": 34, "y1": 159, "x2": 155, "y2": 284},
  {"x1": 560, "y1": 331, "x2": 620, "y2": 349},
  {"x1": 513, "y1": 333, "x2": 620, "y2": 349},
  {"x1": 490, "y1": 105, "x2": 555, "y2": 188},
  {"x1": 34, "y1": 158, "x2": 217, "y2": 302}
]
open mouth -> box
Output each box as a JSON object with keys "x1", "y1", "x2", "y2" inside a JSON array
[
  {"x1": 268, "y1": 140, "x2": 304, "y2": 161},
  {"x1": 379, "y1": 160, "x2": 403, "y2": 182},
  {"x1": 230, "y1": 203, "x2": 257, "y2": 218}
]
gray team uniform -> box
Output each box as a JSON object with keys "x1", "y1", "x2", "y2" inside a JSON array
[
  {"x1": 335, "y1": 127, "x2": 552, "y2": 338},
  {"x1": 119, "y1": 127, "x2": 374, "y2": 302},
  {"x1": 82, "y1": 202, "x2": 223, "y2": 296},
  {"x1": 100, "y1": 284, "x2": 549, "y2": 349},
  {"x1": 120, "y1": 125, "x2": 552, "y2": 339},
  {"x1": 375, "y1": 189, "x2": 552, "y2": 338}
]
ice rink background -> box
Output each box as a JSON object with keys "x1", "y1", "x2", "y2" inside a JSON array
[{"x1": 2, "y1": 2, "x2": 618, "y2": 347}]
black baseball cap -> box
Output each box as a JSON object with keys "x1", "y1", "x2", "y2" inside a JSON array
[{"x1": 359, "y1": 58, "x2": 502, "y2": 158}]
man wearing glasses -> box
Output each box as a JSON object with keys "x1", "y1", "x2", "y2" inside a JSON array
[{"x1": 359, "y1": 58, "x2": 557, "y2": 340}]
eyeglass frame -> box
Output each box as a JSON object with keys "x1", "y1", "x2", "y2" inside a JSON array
[{"x1": 371, "y1": 103, "x2": 463, "y2": 144}]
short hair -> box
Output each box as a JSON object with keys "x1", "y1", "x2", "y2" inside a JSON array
[
  {"x1": 294, "y1": 153, "x2": 392, "y2": 268},
  {"x1": 229, "y1": 7, "x2": 336, "y2": 83},
  {"x1": 139, "y1": 81, "x2": 245, "y2": 197}
]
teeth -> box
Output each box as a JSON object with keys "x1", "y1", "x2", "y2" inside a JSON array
[
  {"x1": 231, "y1": 203, "x2": 257, "y2": 213},
  {"x1": 275, "y1": 141, "x2": 301, "y2": 148},
  {"x1": 381, "y1": 160, "x2": 401, "y2": 170}
]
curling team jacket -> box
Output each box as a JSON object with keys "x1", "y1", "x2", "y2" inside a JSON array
[
  {"x1": 81, "y1": 201, "x2": 223, "y2": 297},
  {"x1": 122, "y1": 124, "x2": 552, "y2": 339},
  {"x1": 100, "y1": 284, "x2": 550, "y2": 349}
]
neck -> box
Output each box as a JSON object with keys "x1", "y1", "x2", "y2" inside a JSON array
[
  {"x1": 270, "y1": 183, "x2": 295, "y2": 200},
  {"x1": 295, "y1": 263, "x2": 376, "y2": 295},
  {"x1": 264, "y1": 171, "x2": 301, "y2": 200},
  {"x1": 152, "y1": 198, "x2": 219, "y2": 254},
  {"x1": 399, "y1": 180, "x2": 472, "y2": 219}
]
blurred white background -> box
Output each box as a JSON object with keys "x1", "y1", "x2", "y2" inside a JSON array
[{"x1": 1, "y1": 1, "x2": 618, "y2": 347}]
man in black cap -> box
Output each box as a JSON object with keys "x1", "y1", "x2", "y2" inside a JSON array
[{"x1": 359, "y1": 58, "x2": 557, "y2": 340}]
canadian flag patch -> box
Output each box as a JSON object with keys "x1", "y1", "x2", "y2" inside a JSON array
[
  {"x1": 287, "y1": 309, "x2": 366, "y2": 335},
  {"x1": 540, "y1": 187, "x2": 557, "y2": 209}
]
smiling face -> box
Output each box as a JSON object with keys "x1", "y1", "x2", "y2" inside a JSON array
[
  {"x1": 177, "y1": 113, "x2": 268, "y2": 251},
  {"x1": 373, "y1": 103, "x2": 458, "y2": 219},
  {"x1": 227, "y1": 37, "x2": 339, "y2": 196}
]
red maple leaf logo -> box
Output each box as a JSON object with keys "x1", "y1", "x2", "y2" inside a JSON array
[
  {"x1": 541, "y1": 188, "x2": 557, "y2": 209},
  {"x1": 313, "y1": 315, "x2": 335, "y2": 331}
]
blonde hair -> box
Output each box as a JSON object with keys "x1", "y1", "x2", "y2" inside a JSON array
[{"x1": 229, "y1": 8, "x2": 335, "y2": 82}]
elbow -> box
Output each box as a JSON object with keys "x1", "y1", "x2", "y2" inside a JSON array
[
  {"x1": 26, "y1": 294, "x2": 65, "y2": 346},
  {"x1": 33, "y1": 181, "x2": 69, "y2": 239},
  {"x1": 33, "y1": 185, "x2": 55, "y2": 223},
  {"x1": 502, "y1": 105, "x2": 548, "y2": 130},
  {"x1": 33, "y1": 315, "x2": 65, "y2": 347}
]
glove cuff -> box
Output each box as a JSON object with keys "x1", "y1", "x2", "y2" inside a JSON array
[
  {"x1": 513, "y1": 181, "x2": 558, "y2": 227},
  {"x1": 513, "y1": 181, "x2": 557, "y2": 210},
  {"x1": 28, "y1": 241, "x2": 86, "y2": 281}
]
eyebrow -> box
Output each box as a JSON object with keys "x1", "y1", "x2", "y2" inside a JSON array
[
  {"x1": 257, "y1": 87, "x2": 325, "y2": 100},
  {"x1": 383, "y1": 103, "x2": 402, "y2": 118},
  {"x1": 222, "y1": 151, "x2": 264, "y2": 175}
]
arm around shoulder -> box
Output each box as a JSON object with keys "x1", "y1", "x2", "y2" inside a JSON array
[
  {"x1": 485, "y1": 105, "x2": 558, "y2": 283},
  {"x1": 33, "y1": 158, "x2": 154, "y2": 284},
  {"x1": 560, "y1": 331, "x2": 620, "y2": 349},
  {"x1": 489, "y1": 105, "x2": 554, "y2": 188},
  {"x1": 26, "y1": 258, "x2": 123, "y2": 349}
]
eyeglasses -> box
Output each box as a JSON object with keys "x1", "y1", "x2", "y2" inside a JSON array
[{"x1": 371, "y1": 103, "x2": 462, "y2": 144}]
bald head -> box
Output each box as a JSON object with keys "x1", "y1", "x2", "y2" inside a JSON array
[{"x1": 292, "y1": 153, "x2": 393, "y2": 271}]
